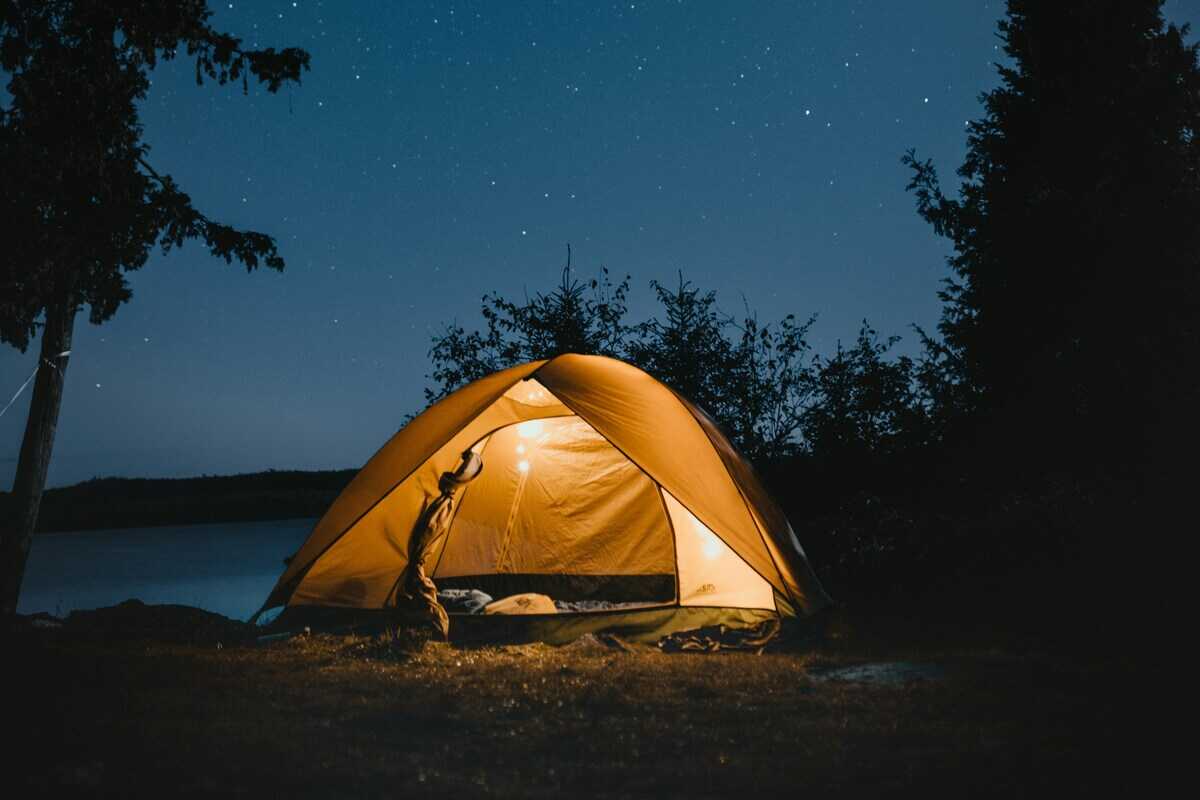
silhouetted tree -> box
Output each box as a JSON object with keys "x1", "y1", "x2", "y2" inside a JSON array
[
  {"x1": 0, "y1": 1, "x2": 310, "y2": 613},
  {"x1": 427, "y1": 264, "x2": 834, "y2": 463},
  {"x1": 624, "y1": 277, "x2": 817, "y2": 462},
  {"x1": 904, "y1": 1, "x2": 1199, "y2": 465},
  {"x1": 725, "y1": 309, "x2": 817, "y2": 464},
  {"x1": 424, "y1": 258, "x2": 631, "y2": 403},
  {"x1": 801, "y1": 323, "x2": 924, "y2": 467},
  {"x1": 626, "y1": 277, "x2": 736, "y2": 425}
]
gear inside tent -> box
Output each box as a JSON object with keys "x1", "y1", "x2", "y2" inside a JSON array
[{"x1": 257, "y1": 354, "x2": 831, "y2": 644}]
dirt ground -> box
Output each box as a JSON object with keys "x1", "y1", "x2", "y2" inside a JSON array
[{"x1": 7, "y1": 604, "x2": 1159, "y2": 798}]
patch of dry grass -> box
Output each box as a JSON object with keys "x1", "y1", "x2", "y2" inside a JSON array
[{"x1": 9, "y1": 611, "x2": 1157, "y2": 798}]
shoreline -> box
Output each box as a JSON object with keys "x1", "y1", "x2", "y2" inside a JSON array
[
  {"x1": 34, "y1": 516, "x2": 319, "y2": 536},
  {"x1": 2, "y1": 469, "x2": 354, "y2": 533}
]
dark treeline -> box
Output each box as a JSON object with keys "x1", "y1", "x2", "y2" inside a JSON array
[
  {"x1": 0, "y1": 470, "x2": 355, "y2": 533},
  {"x1": 426, "y1": 267, "x2": 936, "y2": 470},
  {"x1": 426, "y1": 1, "x2": 1199, "y2": 623}
]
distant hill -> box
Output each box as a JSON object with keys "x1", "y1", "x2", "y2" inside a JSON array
[{"x1": 0, "y1": 469, "x2": 357, "y2": 533}]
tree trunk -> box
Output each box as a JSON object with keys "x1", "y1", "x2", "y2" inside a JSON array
[{"x1": 1, "y1": 297, "x2": 77, "y2": 615}]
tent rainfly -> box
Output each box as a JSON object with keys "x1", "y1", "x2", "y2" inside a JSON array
[{"x1": 258, "y1": 354, "x2": 831, "y2": 643}]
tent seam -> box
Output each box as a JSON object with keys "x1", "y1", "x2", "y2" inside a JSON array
[{"x1": 656, "y1": 486, "x2": 683, "y2": 607}]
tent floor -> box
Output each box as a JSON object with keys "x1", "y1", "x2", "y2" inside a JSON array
[{"x1": 261, "y1": 604, "x2": 785, "y2": 645}]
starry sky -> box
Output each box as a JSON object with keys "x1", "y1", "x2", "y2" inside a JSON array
[{"x1": 3, "y1": 0, "x2": 1197, "y2": 488}]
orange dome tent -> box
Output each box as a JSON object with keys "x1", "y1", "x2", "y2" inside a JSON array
[{"x1": 258, "y1": 354, "x2": 830, "y2": 643}]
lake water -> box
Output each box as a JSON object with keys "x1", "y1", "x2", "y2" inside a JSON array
[{"x1": 16, "y1": 518, "x2": 316, "y2": 622}]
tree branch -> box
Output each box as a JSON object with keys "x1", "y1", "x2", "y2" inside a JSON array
[{"x1": 138, "y1": 156, "x2": 284, "y2": 272}]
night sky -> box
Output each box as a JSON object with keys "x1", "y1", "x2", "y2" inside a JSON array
[{"x1": 3, "y1": 1, "x2": 1196, "y2": 488}]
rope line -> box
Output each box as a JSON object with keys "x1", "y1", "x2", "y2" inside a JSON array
[{"x1": 0, "y1": 350, "x2": 71, "y2": 419}]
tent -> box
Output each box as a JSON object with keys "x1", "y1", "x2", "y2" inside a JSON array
[{"x1": 258, "y1": 354, "x2": 831, "y2": 643}]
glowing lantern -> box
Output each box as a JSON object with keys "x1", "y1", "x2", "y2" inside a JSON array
[
  {"x1": 694, "y1": 518, "x2": 724, "y2": 561},
  {"x1": 517, "y1": 419, "x2": 544, "y2": 439}
]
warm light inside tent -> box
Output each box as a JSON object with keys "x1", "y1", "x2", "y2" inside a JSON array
[
  {"x1": 517, "y1": 419, "x2": 544, "y2": 439},
  {"x1": 662, "y1": 490, "x2": 777, "y2": 609},
  {"x1": 694, "y1": 518, "x2": 724, "y2": 560},
  {"x1": 502, "y1": 378, "x2": 563, "y2": 408},
  {"x1": 437, "y1": 414, "x2": 677, "y2": 585}
]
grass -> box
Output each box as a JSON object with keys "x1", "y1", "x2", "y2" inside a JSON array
[{"x1": 8, "y1": 601, "x2": 1159, "y2": 799}]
